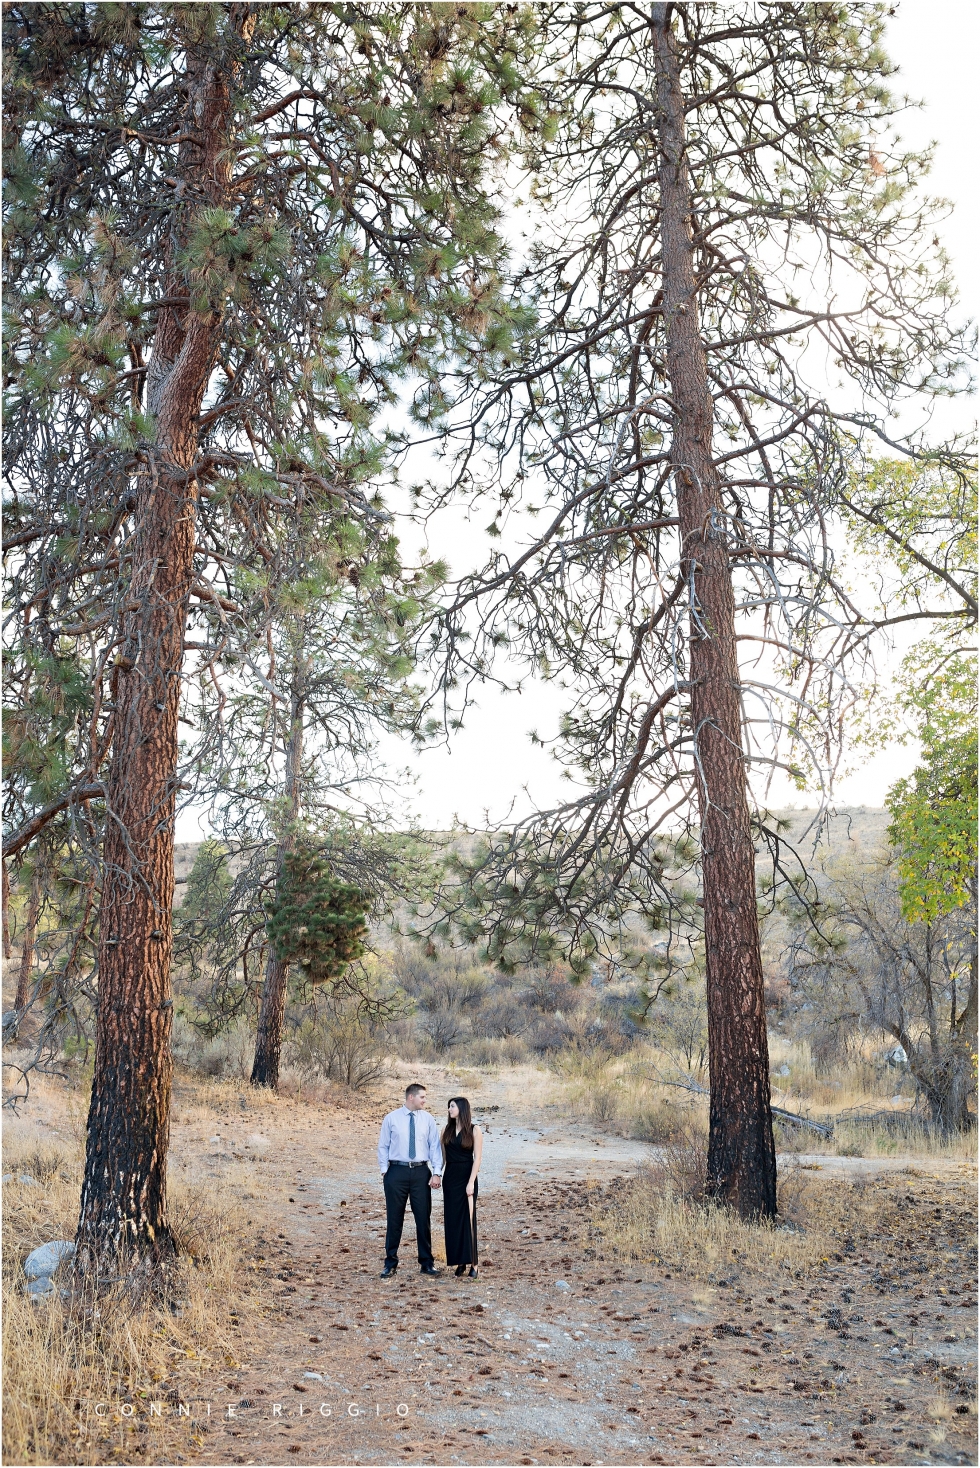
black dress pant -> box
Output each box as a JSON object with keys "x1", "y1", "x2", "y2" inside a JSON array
[{"x1": 383, "y1": 1163, "x2": 433, "y2": 1268}]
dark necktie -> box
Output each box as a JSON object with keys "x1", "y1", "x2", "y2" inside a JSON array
[{"x1": 409, "y1": 1112, "x2": 416, "y2": 1161}]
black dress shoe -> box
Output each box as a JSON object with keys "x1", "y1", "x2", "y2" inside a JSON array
[
  {"x1": 419, "y1": 1264, "x2": 441, "y2": 1276},
  {"x1": 380, "y1": 1264, "x2": 398, "y2": 1278}
]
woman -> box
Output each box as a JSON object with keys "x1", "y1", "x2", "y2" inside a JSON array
[{"x1": 442, "y1": 1096, "x2": 482, "y2": 1278}]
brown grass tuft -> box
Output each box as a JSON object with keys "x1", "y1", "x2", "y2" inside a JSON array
[{"x1": 587, "y1": 1164, "x2": 826, "y2": 1282}]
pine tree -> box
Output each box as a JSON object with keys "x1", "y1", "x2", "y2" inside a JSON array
[
  {"x1": 2, "y1": 2, "x2": 538, "y2": 1268},
  {"x1": 183, "y1": 487, "x2": 444, "y2": 1089},
  {"x1": 264, "y1": 848, "x2": 369, "y2": 986},
  {"x1": 427, "y1": 3, "x2": 972, "y2": 1217}
]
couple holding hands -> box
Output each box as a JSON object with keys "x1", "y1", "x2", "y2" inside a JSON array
[{"x1": 377, "y1": 1083, "x2": 482, "y2": 1279}]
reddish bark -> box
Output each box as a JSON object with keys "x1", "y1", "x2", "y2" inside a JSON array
[
  {"x1": 76, "y1": 17, "x2": 252, "y2": 1269},
  {"x1": 251, "y1": 668, "x2": 306, "y2": 1089},
  {"x1": 650, "y1": 8, "x2": 776, "y2": 1218},
  {"x1": 2, "y1": 859, "x2": 12, "y2": 965},
  {"x1": 14, "y1": 862, "x2": 41, "y2": 1012}
]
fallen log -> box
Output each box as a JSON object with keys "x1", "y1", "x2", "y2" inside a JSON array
[{"x1": 648, "y1": 1073, "x2": 835, "y2": 1139}]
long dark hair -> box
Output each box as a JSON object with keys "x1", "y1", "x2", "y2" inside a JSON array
[{"x1": 443, "y1": 1096, "x2": 474, "y2": 1149}]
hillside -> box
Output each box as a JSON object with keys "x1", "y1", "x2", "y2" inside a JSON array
[{"x1": 173, "y1": 805, "x2": 894, "y2": 896}]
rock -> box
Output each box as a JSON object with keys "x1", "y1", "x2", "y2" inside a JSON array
[
  {"x1": 18, "y1": 1174, "x2": 39, "y2": 1186},
  {"x1": 24, "y1": 1241, "x2": 75, "y2": 1279},
  {"x1": 555, "y1": 1280, "x2": 571, "y2": 1291},
  {"x1": 245, "y1": 1133, "x2": 271, "y2": 1150},
  {"x1": 2, "y1": 1175, "x2": 12, "y2": 1183},
  {"x1": 26, "y1": 1276, "x2": 55, "y2": 1299},
  {"x1": 303, "y1": 1372, "x2": 323, "y2": 1381}
]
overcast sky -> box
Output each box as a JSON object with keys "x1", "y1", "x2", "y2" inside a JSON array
[{"x1": 178, "y1": 2, "x2": 977, "y2": 840}]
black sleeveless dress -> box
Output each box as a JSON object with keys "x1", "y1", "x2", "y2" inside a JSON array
[{"x1": 443, "y1": 1132, "x2": 478, "y2": 1266}]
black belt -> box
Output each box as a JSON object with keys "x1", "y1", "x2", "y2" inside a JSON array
[{"x1": 390, "y1": 1160, "x2": 428, "y2": 1168}]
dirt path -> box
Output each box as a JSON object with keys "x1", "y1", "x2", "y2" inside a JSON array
[
  {"x1": 130, "y1": 1063, "x2": 974, "y2": 1468},
  {"x1": 5, "y1": 1063, "x2": 976, "y2": 1466}
]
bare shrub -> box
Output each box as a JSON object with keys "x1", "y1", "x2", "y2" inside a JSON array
[
  {"x1": 471, "y1": 998, "x2": 530, "y2": 1040},
  {"x1": 466, "y1": 1036, "x2": 530, "y2": 1067},
  {"x1": 518, "y1": 965, "x2": 576, "y2": 1013},
  {"x1": 621, "y1": 1097, "x2": 680, "y2": 1144},
  {"x1": 547, "y1": 1039, "x2": 617, "y2": 1081},
  {"x1": 284, "y1": 1000, "x2": 388, "y2": 1092},
  {"x1": 656, "y1": 1128, "x2": 709, "y2": 1201},
  {"x1": 590, "y1": 1083, "x2": 620, "y2": 1125},
  {"x1": 646, "y1": 986, "x2": 709, "y2": 1079},
  {"x1": 171, "y1": 1012, "x2": 253, "y2": 1079},
  {"x1": 10, "y1": 1146, "x2": 72, "y2": 1187},
  {"x1": 417, "y1": 1006, "x2": 465, "y2": 1053},
  {"x1": 527, "y1": 1013, "x2": 576, "y2": 1053},
  {"x1": 167, "y1": 1181, "x2": 241, "y2": 1259}
]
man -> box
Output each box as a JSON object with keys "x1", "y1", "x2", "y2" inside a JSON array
[{"x1": 377, "y1": 1083, "x2": 443, "y2": 1278}]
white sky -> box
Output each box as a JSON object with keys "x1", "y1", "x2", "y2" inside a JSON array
[{"x1": 177, "y1": 1, "x2": 977, "y2": 840}]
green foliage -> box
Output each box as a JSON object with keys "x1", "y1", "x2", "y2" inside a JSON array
[
  {"x1": 265, "y1": 848, "x2": 370, "y2": 983},
  {"x1": 2, "y1": 1, "x2": 543, "y2": 870},
  {"x1": 844, "y1": 458, "x2": 977, "y2": 923},
  {"x1": 887, "y1": 723, "x2": 978, "y2": 924},
  {"x1": 846, "y1": 459, "x2": 977, "y2": 603},
  {"x1": 2, "y1": 652, "x2": 92, "y2": 809},
  {"x1": 426, "y1": 827, "x2": 701, "y2": 988},
  {"x1": 846, "y1": 458, "x2": 976, "y2": 749}
]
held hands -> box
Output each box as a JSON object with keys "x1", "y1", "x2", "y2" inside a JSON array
[{"x1": 429, "y1": 1176, "x2": 442, "y2": 1190}]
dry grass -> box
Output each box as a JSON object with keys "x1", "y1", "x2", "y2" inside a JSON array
[
  {"x1": 550, "y1": 1036, "x2": 977, "y2": 1162},
  {"x1": 584, "y1": 1120, "x2": 832, "y2": 1281},
  {"x1": 586, "y1": 1163, "x2": 827, "y2": 1282},
  {"x1": 2, "y1": 1130, "x2": 266, "y2": 1467},
  {"x1": 827, "y1": 1115, "x2": 978, "y2": 1160},
  {"x1": 588, "y1": 1137, "x2": 978, "y2": 1304},
  {"x1": 548, "y1": 1046, "x2": 708, "y2": 1138},
  {"x1": 926, "y1": 1389, "x2": 957, "y2": 1422}
]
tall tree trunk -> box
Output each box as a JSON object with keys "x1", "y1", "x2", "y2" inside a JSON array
[
  {"x1": 76, "y1": 18, "x2": 249, "y2": 1270},
  {"x1": 950, "y1": 944, "x2": 978, "y2": 1132},
  {"x1": 954, "y1": 948, "x2": 978, "y2": 1046},
  {"x1": 14, "y1": 862, "x2": 42, "y2": 1012},
  {"x1": 2, "y1": 859, "x2": 12, "y2": 965},
  {"x1": 650, "y1": 8, "x2": 776, "y2": 1218},
  {"x1": 251, "y1": 658, "x2": 306, "y2": 1090}
]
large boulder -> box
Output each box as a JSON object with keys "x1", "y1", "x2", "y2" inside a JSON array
[{"x1": 24, "y1": 1240, "x2": 75, "y2": 1279}]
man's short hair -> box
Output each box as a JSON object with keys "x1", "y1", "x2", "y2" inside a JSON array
[{"x1": 405, "y1": 1083, "x2": 426, "y2": 1098}]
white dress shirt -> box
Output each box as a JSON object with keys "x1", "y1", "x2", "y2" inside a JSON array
[{"x1": 378, "y1": 1106, "x2": 443, "y2": 1176}]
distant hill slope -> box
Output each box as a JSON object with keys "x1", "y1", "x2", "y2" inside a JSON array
[
  {"x1": 174, "y1": 806, "x2": 893, "y2": 895},
  {"x1": 760, "y1": 805, "x2": 891, "y2": 860}
]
